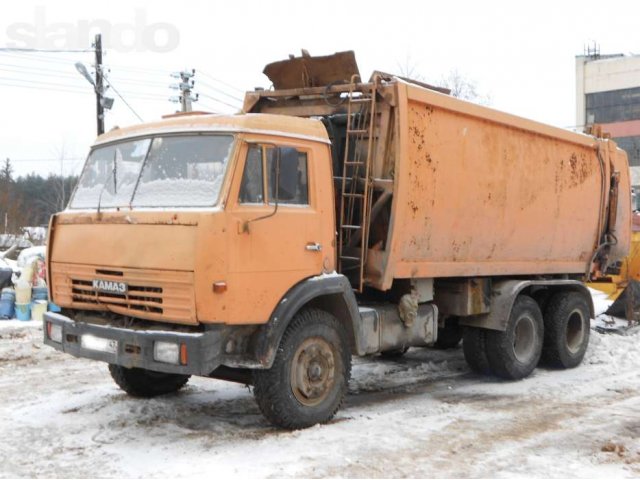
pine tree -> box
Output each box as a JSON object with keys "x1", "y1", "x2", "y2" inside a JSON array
[{"x1": 0, "y1": 158, "x2": 12, "y2": 182}]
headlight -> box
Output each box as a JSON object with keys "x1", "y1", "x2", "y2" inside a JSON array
[
  {"x1": 47, "y1": 322, "x2": 62, "y2": 343},
  {"x1": 153, "y1": 341, "x2": 180, "y2": 365},
  {"x1": 81, "y1": 334, "x2": 118, "y2": 354}
]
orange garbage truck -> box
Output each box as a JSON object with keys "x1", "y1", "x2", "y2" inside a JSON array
[{"x1": 43, "y1": 51, "x2": 631, "y2": 429}]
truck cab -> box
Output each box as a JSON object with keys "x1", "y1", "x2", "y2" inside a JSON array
[{"x1": 49, "y1": 114, "x2": 336, "y2": 327}]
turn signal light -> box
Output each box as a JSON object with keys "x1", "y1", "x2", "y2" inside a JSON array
[
  {"x1": 213, "y1": 281, "x2": 227, "y2": 293},
  {"x1": 180, "y1": 343, "x2": 188, "y2": 365},
  {"x1": 47, "y1": 322, "x2": 62, "y2": 343}
]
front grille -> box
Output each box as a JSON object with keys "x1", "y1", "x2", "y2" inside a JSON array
[
  {"x1": 71, "y1": 279, "x2": 164, "y2": 314},
  {"x1": 51, "y1": 263, "x2": 196, "y2": 324}
]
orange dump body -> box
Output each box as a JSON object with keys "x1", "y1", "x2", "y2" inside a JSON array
[
  {"x1": 374, "y1": 81, "x2": 631, "y2": 290},
  {"x1": 245, "y1": 77, "x2": 631, "y2": 292}
]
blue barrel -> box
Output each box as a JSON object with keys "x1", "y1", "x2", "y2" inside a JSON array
[
  {"x1": 0, "y1": 288, "x2": 15, "y2": 319},
  {"x1": 48, "y1": 302, "x2": 61, "y2": 313},
  {"x1": 15, "y1": 303, "x2": 31, "y2": 321},
  {"x1": 32, "y1": 286, "x2": 49, "y2": 302}
]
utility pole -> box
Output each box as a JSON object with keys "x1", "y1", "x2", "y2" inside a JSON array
[
  {"x1": 75, "y1": 41, "x2": 113, "y2": 134},
  {"x1": 94, "y1": 33, "x2": 104, "y2": 135},
  {"x1": 170, "y1": 69, "x2": 198, "y2": 112}
]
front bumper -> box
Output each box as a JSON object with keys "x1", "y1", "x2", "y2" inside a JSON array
[{"x1": 43, "y1": 312, "x2": 225, "y2": 376}]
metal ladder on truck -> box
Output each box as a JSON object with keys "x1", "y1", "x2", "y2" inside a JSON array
[{"x1": 338, "y1": 75, "x2": 379, "y2": 293}]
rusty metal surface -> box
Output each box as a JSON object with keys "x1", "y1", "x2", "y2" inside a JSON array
[
  {"x1": 371, "y1": 70, "x2": 450, "y2": 95},
  {"x1": 376, "y1": 81, "x2": 631, "y2": 289},
  {"x1": 434, "y1": 278, "x2": 491, "y2": 316},
  {"x1": 459, "y1": 279, "x2": 594, "y2": 331},
  {"x1": 51, "y1": 262, "x2": 196, "y2": 324},
  {"x1": 263, "y1": 50, "x2": 359, "y2": 89}
]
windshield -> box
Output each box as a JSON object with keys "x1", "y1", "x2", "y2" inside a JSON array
[{"x1": 69, "y1": 134, "x2": 234, "y2": 209}]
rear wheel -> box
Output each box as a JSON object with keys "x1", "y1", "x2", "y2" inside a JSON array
[
  {"x1": 485, "y1": 295, "x2": 543, "y2": 380},
  {"x1": 108, "y1": 365, "x2": 190, "y2": 397},
  {"x1": 462, "y1": 326, "x2": 491, "y2": 374},
  {"x1": 253, "y1": 308, "x2": 351, "y2": 430},
  {"x1": 541, "y1": 292, "x2": 590, "y2": 368}
]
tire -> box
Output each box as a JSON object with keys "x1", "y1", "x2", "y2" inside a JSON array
[
  {"x1": 541, "y1": 291, "x2": 590, "y2": 369},
  {"x1": 434, "y1": 317, "x2": 463, "y2": 349},
  {"x1": 462, "y1": 326, "x2": 492, "y2": 374},
  {"x1": 108, "y1": 364, "x2": 190, "y2": 398},
  {"x1": 253, "y1": 308, "x2": 351, "y2": 430},
  {"x1": 485, "y1": 295, "x2": 544, "y2": 380}
]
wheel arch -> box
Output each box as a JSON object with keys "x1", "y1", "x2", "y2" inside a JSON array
[
  {"x1": 253, "y1": 274, "x2": 363, "y2": 368},
  {"x1": 459, "y1": 279, "x2": 594, "y2": 332}
]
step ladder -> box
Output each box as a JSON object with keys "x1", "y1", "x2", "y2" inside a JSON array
[{"x1": 338, "y1": 75, "x2": 379, "y2": 292}]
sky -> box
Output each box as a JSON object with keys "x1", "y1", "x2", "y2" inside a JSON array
[{"x1": 1, "y1": 0, "x2": 639, "y2": 178}]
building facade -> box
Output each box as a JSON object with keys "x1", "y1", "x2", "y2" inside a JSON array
[{"x1": 576, "y1": 52, "x2": 640, "y2": 168}]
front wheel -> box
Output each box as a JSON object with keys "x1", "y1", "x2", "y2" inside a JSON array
[
  {"x1": 253, "y1": 308, "x2": 351, "y2": 430},
  {"x1": 108, "y1": 365, "x2": 190, "y2": 397}
]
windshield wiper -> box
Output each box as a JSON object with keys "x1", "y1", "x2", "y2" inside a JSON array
[{"x1": 97, "y1": 150, "x2": 118, "y2": 215}]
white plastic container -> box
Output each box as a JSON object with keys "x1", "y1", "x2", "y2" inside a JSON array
[
  {"x1": 31, "y1": 300, "x2": 47, "y2": 322},
  {"x1": 15, "y1": 279, "x2": 32, "y2": 304}
]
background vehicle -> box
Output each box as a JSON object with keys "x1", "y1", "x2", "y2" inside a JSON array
[{"x1": 44, "y1": 51, "x2": 631, "y2": 429}]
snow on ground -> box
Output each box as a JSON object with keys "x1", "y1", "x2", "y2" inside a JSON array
[{"x1": 0, "y1": 301, "x2": 639, "y2": 478}]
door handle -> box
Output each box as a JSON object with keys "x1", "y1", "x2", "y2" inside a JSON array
[{"x1": 305, "y1": 242, "x2": 322, "y2": 252}]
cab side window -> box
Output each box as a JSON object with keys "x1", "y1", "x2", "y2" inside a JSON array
[
  {"x1": 239, "y1": 145, "x2": 264, "y2": 203},
  {"x1": 267, "y1": 147, "x2": 309, "y2": 205},
  {"x1": 239, "y1": 145, "x2": 309, "y2": 205}
]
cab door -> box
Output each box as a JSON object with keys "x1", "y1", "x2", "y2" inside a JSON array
[{"x1": 225, "y1": 141, "x2": 325, "y2": 324}]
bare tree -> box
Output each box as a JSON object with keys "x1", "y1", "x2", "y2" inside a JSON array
[
  {"x1": 39, "y1": 144, "x2": 71, "y2": 213},
  {"x1": 437, "y1": 69, "x2": 491, "y2": 105},
  {"x1": 394, "y1": 54, "x2": 491, "y2": 105},
  {"x1": 396, "y1": 54, "x2": 425, "y2": 82}
]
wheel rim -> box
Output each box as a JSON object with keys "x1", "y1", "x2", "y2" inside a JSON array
[
  {"x1": 513, "y1": 315, "x2": 537, "y2": 363},
  {"x1": 290, "y1": 337, "x2": 336, "y2": 407},
  {"x1": 566, "y1": 309, "x2": 585, "y2": 354}
]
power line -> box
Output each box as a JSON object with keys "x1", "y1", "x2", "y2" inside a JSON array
[
  {"x1": 0, "y1": 66, "x2": 83, "y2": 84},
  {"x1": 0, "y1": 50, "x2": 87, "y2": 66},
  {"x1": 197, "y1": 78, "x2": 244, "y2": 102},
  {"x1": 198, "y1": 92, "x2": 241, "y2": 111},
  {"x1": 0, "y1": 61, "x2": 78, "y2": 77},
  {"x1": 0, "y1": 47, "x2": 94, "y2": 53},
  {"x1": 104, "y1": 63, "x2": 168, "y2": 75},
  {"x1": 105, "y1": 74, "x2": 169, "y2": 88},
  {"x1": 0, "y1": 79, "x2": 90, "y2": 95},
  {"x1": 0, "y1": 75, "x2": 88, "y2": 91},
  {"x1": 103, "y1": 77, "x2": 144, "y2": 122},
  {"x1": 0, "y1": 61, "x2": 170, "y2": 93},
  {"x1": 197, "y1": 101, "x2": 219, "y2": 113},
  {"x1": 198, "y1": 69, "x2": 245, "y2": 94}
]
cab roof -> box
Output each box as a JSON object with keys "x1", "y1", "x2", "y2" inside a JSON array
[{"x1": 94, "y1": 113, "x2": 330, "y2": 146}]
